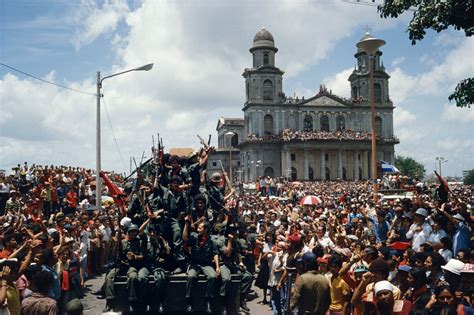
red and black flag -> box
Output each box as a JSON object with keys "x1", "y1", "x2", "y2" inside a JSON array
[{"x1": 434, "y1": 170, "x2": 450, "y2": 203}]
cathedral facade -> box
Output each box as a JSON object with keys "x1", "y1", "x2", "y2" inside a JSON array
[{"x1": 210, "y1": 28, "x2": 398, "y2": 182}]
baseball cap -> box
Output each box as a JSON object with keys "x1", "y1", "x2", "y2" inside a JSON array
[{"x1": 398, "y1": 265, "x2": 412, "y2": 273}]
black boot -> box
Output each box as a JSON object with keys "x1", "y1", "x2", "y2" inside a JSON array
[
  {"x1": 102, "y1": 301, "x2": 113, "y2": 313},
  {"x1": 240, "y1": 298, "x2": 250, "y2": 312}
]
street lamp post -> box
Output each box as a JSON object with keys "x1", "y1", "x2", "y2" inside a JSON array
[
  {"x1": 96, "y1": 63, "x2": 153, "y2": 210},
  {"x1": 357, "y1": 32, "x2": 385, "y2": 200},
  {"x1": 436, "y1": 156, "x2": 448, "y2": 177}
]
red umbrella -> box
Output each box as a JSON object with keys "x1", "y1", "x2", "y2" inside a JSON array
[{"x1": 299, "y1": 195, "x2": 322, "y2": 206}]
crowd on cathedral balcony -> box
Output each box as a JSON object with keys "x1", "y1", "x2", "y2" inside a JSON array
[{"x1": 244, "y1": 129, "x2": 399, "y2": 144}]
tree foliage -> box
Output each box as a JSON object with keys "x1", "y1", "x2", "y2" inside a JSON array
[
  {"x1": 395, "y1": 155, "x2": 426, "y2": 178},
  {"x1": 378, "y1": 0, "x2": 474, "y2": 108},
  {"x1": 464, "y1": 170, "x2": 474, "y2": 185}
]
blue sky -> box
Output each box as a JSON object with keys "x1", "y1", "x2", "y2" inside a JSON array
[{"x1": 1, "y1": 0, "x2": 473, "y2": 177}]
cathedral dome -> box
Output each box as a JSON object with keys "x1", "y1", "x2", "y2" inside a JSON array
[{"x1": 252, "y1": 27, "x2": 275, "y2": 49}]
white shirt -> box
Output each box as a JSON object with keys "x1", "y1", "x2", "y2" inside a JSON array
[
  {"x1": 100, "y1": 225, "x2": 112, "y2": 242},
  {"x1": 428, "y1": 229, "x2": 447, "y2": 245},
  {"x1": 439, "y1": 248, "x2": 453, "y2": 262},
  {"x1": 406, "y1": 222, "x2": 432, "y2": 251}
]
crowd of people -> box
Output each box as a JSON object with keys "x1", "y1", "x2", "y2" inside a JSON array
[
  {"x1": 0, "y1": 147, "x2": 472, "y2": 315},
  {"x1": 245, "y1": 129, "x2": 399, "y2": 144}
]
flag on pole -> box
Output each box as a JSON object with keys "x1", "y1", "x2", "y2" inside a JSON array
[
  {"x1": 434, "y1": 170, "x2": 450, "y2": 203},
  {"x1": 381, "y1": 161, "x2": 400, "y2": 173}
]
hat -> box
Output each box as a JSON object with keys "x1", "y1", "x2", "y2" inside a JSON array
[
  {"x1": 398, "y1": 265, "x2": 412, "y2": 273},
  {"x1": 363, "y1": 247, "x2": 376, "y2": 256},
  {"x1": 441, "y1": 259, "x2": 465, "y2": 276},
  {"x1": 287, "y1": 233, "x2": 301, "y2": 243},
  {"x1": 374, "y1": 280, "x2": 395, "y2": 294},
  {"x1": 65, "y1": 298, "x2": 83, "y2": 314},
  {"x1": 346, "y1": 235, "x2": 359, "y2": 241},
  {"x1": 415, "y1": 208, "x2": 428, "y2": 217},
  {"x1": 317, "y1": 257, "x2": 329, "y2": 264},
  {"x1": 334, "y1": 247, "x2": 352, "y2": 257},
  {"x1": 354, "y1": 265, "x2": 369, "y2": 274},
  {"x1": 402, "y1": 212, "x2": 414, "y2": 219},
  {"x1": 120, "y1": 217, "x2": 132, "y2": 228},
  {"x1": 452, "y1": 214, "x2": 466, "y2": 222},
  {"x1": 47, "y1": 228, "x2": 58, "y2": 236},
  {"x1": 64, "y1": 237, "x2": 74, "y2": 244},
  {"x1": 55, "y1": 212, "x2": 65, "y2": 222},
  {"x1": 127, "y1": 224, "x2": 139, "y2": 233},
  {"x1": 210, "y1": 172, "x2": 222, "y2": 182},
  {"x1": 369, "y1": 258, "x2": 389, "y2": 273},
  {"x1": 302, "y1": 252, "x2": 316, "y2": 266}
]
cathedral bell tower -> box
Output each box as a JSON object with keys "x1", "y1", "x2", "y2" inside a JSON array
[
  {"x1": 243, "y1": 27, "x2": 284, "y2": 104},
  {"x1": 348, "y1": 32, "x2": 391, "y2": 106}
]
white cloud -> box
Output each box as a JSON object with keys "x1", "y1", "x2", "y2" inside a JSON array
[
  {"x1": 394, "y1": 107, "x2": 416, "y2": 129},
  {"x1": 391, "y1": 56, "x2": 405, "y2": 67},
  {"x1": 73, "y1": 0, "x2": 130, "y2": 49},
  {"x1": 441, "y1": 103, "x2": 474, "y2": 123},
  {"x1": 322, "y1": 68, "x2": 353, "y2": 98}
]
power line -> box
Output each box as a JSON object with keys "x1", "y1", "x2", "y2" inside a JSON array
[
  {"x1": 101, "y1": 95, "x2": 128, "y2": 171},
  {"x1": 340, "y1": 0, "x2": 416, "y2": 12},
  {"x1": 0, "y1": 62, "x2": 96, "y2": 96}
]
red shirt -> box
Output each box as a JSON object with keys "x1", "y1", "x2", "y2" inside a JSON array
[{"x1": 66, "y1": 191, "x2": 77, "y2": 208}]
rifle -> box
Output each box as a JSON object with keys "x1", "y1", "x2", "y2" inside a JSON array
[
  {"x1": 197, "y1": 135, "x2": 210, "y2": 151},
  {"x1": 218, "y1": 160, "x2": 233, "y2": 192}
]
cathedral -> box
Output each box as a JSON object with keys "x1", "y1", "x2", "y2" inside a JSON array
[{"x1": 208, "y1": 28, "x2": 398, "y2": 181}]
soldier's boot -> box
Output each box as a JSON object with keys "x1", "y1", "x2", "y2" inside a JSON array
[{"x1": 240, "y1": 297, "x2": 250, "y2": 312}]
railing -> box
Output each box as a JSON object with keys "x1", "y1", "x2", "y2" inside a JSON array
[{"x1": 241, "y1": 129, "x2": 399, "y2": 145}]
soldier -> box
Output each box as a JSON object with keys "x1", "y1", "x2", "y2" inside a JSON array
[
  {"x1": 191, "y1": 194, "x2": 214, "y2": 228},
  {"x1": 119, "y1": 224, "x2": 150, "y2": 313},
  {"x1": 149, "y1": 174, "x2": 187, "y2": 274},
  {"x1": 206, "y1": 172, "x2": 225, "y2": 214},
  {"x1": 148, "y1": 224, "x2": 171, "y2": 314},
  {"x1": 215, "y1": 227, "x2": 253, "y2": 312},
  {"x1": 183, "y1": 217, "x2": 219, "y2": 313}
]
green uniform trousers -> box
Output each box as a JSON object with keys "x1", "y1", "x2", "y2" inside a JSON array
[
  {"x1": 126, "y1": 266, "x2": 150, "y2": 302},
  {"x1": 185, "y1": 264, "x2": 216, "y2": 299},
  {"x1": 219, "y1": 265, "x2": 252, "y2": 298}
]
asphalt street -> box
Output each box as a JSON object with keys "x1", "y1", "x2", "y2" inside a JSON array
[{"x1": 81, "y1": 274, "x2": 273, "y2": 315}]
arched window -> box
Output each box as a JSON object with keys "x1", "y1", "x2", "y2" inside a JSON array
[
  {"x1": 288, "y1": 114, "x2": 297, "y2": 130},
  {"x1": 303, "y1": 115, "x2": 313, "y2": 131},
  {"x1": 308, "y1": 167, "x2": 314, "y2": 180},
  {"x1": 263, "y1": 53, "x2": 269, "y2": 65},
  {"x1": 320, "y1": 115, "x2": 329, "y2": 131},
  {"x1": 263, "y1": 79, "x2": 273, "y2": 100},
  {"x1": 231, "y1": 134, "x2": 239, "y2": 146},
  {"x1": 291, "y1": 167, "x2": 297, "y2": 181},
  {"x1": 352, "y1": 86, "x2": 358, "y2": 99},
  {"x1": 336, "y1": 116, "x2": 345, "y2": 130},
  {"x1": 263, "y1": 114, "x2": 274, "y2": 135},
  {"x1": 375, "y1": 116, "x2": 383, "y2": 137},
  {"x1": 374, "y1": 83, "x2": 381, "y2": 102},
  {"x1": 325, "y1": 167, "x2": 330, "y2": 180},
  {"x1": 246, "y1": 82, "x2": 250, "y2": 100},
  {"x1": 264, "y1": 167, "x2": 274, "y2": 177},
  {"x1": 342, "y1": 167, "x2": 347, "y2": 180},
  {"x1": 359, "y1": 167, "x2": 363, "y2": 180}
]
